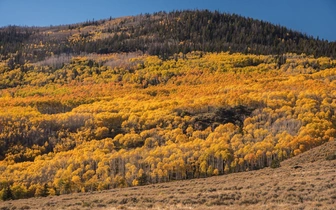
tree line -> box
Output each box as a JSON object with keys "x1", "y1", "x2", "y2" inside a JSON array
[{"x1": 1, "y1": 10, "x2": 336, "y2": 67}]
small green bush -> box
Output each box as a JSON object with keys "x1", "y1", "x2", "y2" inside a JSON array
[{"x1": 270, "y1": 159, "x2": 281, "y2": 168}]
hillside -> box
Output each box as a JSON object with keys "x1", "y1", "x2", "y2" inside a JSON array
[
  {"x1": 0, "y1": 10, "x2": 336, "y2": 205},
  {"x1": 0, "y1": 51, "x2": 335, "y2": 201},
  {"x1": 0, "y1": 141, "x2": 334, "y2": 209},
  {"x1": 1, "y1": 10, "x2": 336, "y2": 68}
]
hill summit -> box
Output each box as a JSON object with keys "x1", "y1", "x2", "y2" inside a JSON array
[{"x1": 1, "y1": 10, "x2": 336, "y2": 65}]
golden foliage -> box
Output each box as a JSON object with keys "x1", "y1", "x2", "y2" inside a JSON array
[{"x1": 0, "y1": 52, "x2": 335, "y2": 199}]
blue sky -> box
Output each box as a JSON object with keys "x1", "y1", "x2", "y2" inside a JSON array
[{"x1": 0, "y1": 0, "x2": 335, "y2": 41}]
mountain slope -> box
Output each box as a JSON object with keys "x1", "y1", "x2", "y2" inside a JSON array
[
  {"x1": 1, "y1": 10, "x2": 336, "y2": 65},
  {"x1": 0, "y1": 10, "x2": 336, "y2": 205},
  {"x1": 0, "y1": 51, "x2": 335, "y2": 202},
  {"x1": 0, "y1": 141, "x2": 334, "y2": 210}
]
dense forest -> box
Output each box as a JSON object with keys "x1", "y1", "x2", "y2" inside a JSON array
[{"x1": 0, "y1": 10, "x2": 335, "y2": 200}]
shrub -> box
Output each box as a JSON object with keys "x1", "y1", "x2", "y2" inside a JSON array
[{"x1": 270, "y1": 159, "x2": 281, "y2": 168}]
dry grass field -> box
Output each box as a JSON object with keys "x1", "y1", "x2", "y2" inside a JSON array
[{"x1": 1, "y1": 141, "x2": 335, "y2": 210}]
